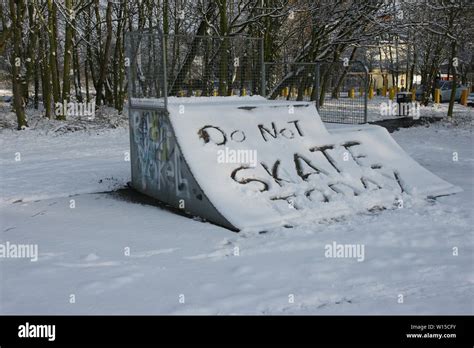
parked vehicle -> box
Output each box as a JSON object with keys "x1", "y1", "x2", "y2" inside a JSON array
[
  {"x1": 414, "y1": 81, "x2": 467, "y2": 103},
  {"x1": 437, "y1": 80, "x2": 466, "y2": 103}
]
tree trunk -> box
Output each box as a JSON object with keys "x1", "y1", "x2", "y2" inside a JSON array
[
  {"x1": 39, "y1": 30, "x2": 53, "y2": 119},
  {"x1": 332, "y1": 47, "x2": 357, "y2": 99},
  {"x1": 24, "y1": 2, "x2": 37, "y2": 104},
  {"x1": 163, "y1": 0, "x2": 169, "y2": 35},
  {"x1": 113, "y1": 1, "x2": 125, "y2": 111},
  {"x1": 73, "y1": 37, "x2": 83, "y2": 103},
  {"x1": 9, "y1": 0, "x2": 28, "y2": 129},
  {"x1": 218, "y1": 0, "x2": 229, "y2": 96},
  {"x1": 59, "y1": 0, "x2": 73, "y2": 120},
  {"x1": 447, "y1": 40, "x2": 457, "y2": 118},
  {"x1": 409, "y1": 48, "x2": 416, "y2": 90},
  {"x1": 95, "y1": 0, "x2": 113, "y2": 106},
  {"x1": 47, "y1": 0, "x2": 60, "y2": 104}
]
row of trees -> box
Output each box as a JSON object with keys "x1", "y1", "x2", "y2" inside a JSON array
[{"x1": 1, "y1": 0, "x2": 473, "y2": 129}]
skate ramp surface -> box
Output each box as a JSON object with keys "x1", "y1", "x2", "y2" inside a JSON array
[{"x1": 159, "y1": 96, "x2": 461, "y2": 231}]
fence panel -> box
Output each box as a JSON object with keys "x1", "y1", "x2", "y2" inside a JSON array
[
  {"x1": 126, "y1": 31, "x2": 167, "y2": 109},
  {"x1": 264, "y1": 61, "x2": 368, "y2": 124},
  {"x1": 318, "y1": 61, "x2": 368, "y2": 124},
  {"x1": 163, "y1": 35, "x2": 263, "y2": 98},
  {"x1": 264, "y1": 62, "x2": 318, "y2": 102},
  {"x1": 126, "y1": 30, "x2": 367, "y2": 124}
]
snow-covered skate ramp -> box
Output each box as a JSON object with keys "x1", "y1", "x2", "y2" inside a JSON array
[{"x1": 130, "y1": 96, "x2": 461, "y2": 231}]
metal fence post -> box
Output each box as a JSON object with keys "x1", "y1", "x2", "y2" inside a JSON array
[
  {"x1": 162, "y1": 33, "x2": 168, "y2": 109},
  {"x1": 363, "y1": 63, "x2": 369, "y2": 123},
  {"x1": 315, "y1": 63, "x2": 320, "y2": 110},
  {"x1": 261, "y1": 39, "x2": 266, "y2": 97},
  {"x1": 124, "y1": 33, "x2": 132, "y2": 102}
]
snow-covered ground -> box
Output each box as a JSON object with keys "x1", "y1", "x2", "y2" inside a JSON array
[{"x1": 0, "y1": 102, "x2": 472, "y2": 314}]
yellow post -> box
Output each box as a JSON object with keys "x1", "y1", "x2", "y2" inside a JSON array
[
  {"x1": 213, "y1": 89, "x2": 218, "y2": 97},
  {"x1": 179, "y1": 90, "x2": 185, "y2": 97},
  {"x1": 411, "y1": 88, "x2": 416, "y2": 102},
  {"x1": 242, "y1": 88, "x2": 247, "y2": 96},
  {"x1": 382, "y1": 86, "x2": 387, "y2": 97},
  {"x1": 368, "y1": 86, "x2": 373, "y2": 100},
  {"x1": 460, "y1": 89, "x2": 468, "y2": 106},
  {"x1": 284, "y1": 87, "x2": 289, "y2": 97},
  {"x1": 434, "y1": 88, "x2": 440, "y2": 104},
  {"x1": 349, "y1": 88, "x2": 355, "y2": 99},
  {"x1": 388, "y1": 87, "x2": 395, "y2": 100}
]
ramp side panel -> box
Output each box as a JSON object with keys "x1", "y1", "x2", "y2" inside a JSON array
[{"x1": 129, "y1": 108, "x2": 238, "y2": 231}]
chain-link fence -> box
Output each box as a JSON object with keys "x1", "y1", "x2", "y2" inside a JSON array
[
  {"x1": 164, "y1": 34, "x2": 264, "y2": 98},
  {"x1": 318, "y1": 61, "x2": 368, "y2": 124},
  {"x1": 126, "y1": 30, "x2": 368, "y2": 124},
  {"x1": 264, "y1": 61, "x2": 368, "y2": 124},
  {"x1": 126, "y1": 30, "x2": 264, "y2": 107},
  {"x1": 126, "y1": 30, "x2": 167, "y2": 109},
  {"x1": 264, "y1": 62, "x2": 319, "y2": 102}
]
